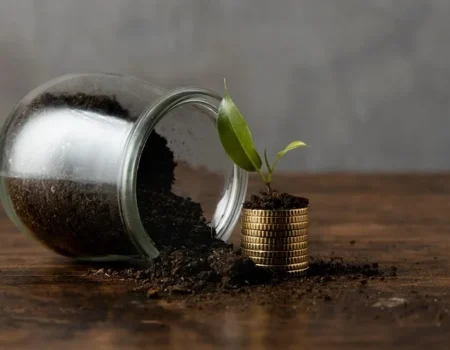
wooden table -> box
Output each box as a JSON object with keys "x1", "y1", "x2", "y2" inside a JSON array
[{"x1": 0, "y1": 174, "x2": 449, "y2": 349}]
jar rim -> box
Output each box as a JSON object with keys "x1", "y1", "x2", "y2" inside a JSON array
[{"x1": 118, "y1": 87, "x2": 248, "y2": 259}]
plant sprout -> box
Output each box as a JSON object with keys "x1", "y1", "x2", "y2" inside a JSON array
[{"x1": 216, "y1": 79, "x2": 307, "y2": 193}]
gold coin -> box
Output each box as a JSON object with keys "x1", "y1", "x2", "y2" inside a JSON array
[
  {"x1": 241, "y1": 248, "x2": 308, "y2": 258},
  {"x1": 242, "y1": 222, "x2": 308, "y2": 231},
  {"x1": 241, "y1": 228, "x2": 308, "y2": 237},
  {"x1": 247, "y1": 255, "x2": 308, "y2": 265},
  {"x1": 242, "y1": 208, "x2": 308, "y2": 217},
  {"x1": 255, "y1": 261, "x2": 309, "y2": 271},
  {"x1": 240, "y1": 235, "x2": 308, "y2": 244},
  {"x1": 284, "y1": 268, "x2": 309, "y2": 277},
  {"x1": 241, "y1": 241, "x2": 308, "y2": 251},
  {"x1": 241, "y1": 215, "x2": 308, "y2": 224}
]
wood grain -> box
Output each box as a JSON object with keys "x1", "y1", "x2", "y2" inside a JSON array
[{"x1": 0, "y1": 174, "x2": 449, "y2": 349}]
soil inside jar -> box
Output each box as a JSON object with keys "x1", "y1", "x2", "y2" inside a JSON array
[{"x1": 7, "y1": 93, "x2": 175, "y2": 257}]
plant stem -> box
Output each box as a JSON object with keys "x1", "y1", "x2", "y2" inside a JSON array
[
  {"x1": 257, "y1": 170, "x2": 272, "y2": 194},
  {"x1": 258, "y1": 170, "x2": 267, "y2": 184}
]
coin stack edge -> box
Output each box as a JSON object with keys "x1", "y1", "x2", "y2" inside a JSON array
[{"x1": 240, "y1": 207, "x2": 309, "y2": 275}]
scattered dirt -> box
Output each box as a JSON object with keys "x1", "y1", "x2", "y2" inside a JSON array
[
  {"x1": 87, "y1": 255, "x2": 392, "y2": 299},
  {"x1": 243, "y1": 190, "x2": 309, "y2": 210},
  {"x1": 88, "y1": 243, "x2": 274, "y2": 294},
  {"x1": 308, "y1": 256, "x2": 381, "y2": 278}
]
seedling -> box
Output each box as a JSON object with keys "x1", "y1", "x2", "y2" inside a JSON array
[{"x1": 217, "y1": 79, "x2": 307, "y2": 193}]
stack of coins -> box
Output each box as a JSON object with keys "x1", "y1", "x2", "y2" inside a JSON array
[{"x1": 241, "y1": 207, "x2": 309, "y2": 276}]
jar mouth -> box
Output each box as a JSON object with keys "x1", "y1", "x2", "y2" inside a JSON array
[{"x1": 119, "y1": 87, "x2": 248, "y2": 259}]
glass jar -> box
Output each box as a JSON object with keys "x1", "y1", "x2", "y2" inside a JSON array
[{"x1": 0, "y1": 73, "x2": 247, "y2": 261}]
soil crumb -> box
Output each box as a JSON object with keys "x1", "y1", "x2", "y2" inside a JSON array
[
  {"x1": 308, "y1": 256, "x2": 381, "y2": 278},
  {"x1": 243, "y1": 190, "x2": 309, "y2": 210}
]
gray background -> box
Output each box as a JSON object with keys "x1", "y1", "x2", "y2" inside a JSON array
[{"x1": 1, "y1": 0, "x2": 449, "y2": 172}]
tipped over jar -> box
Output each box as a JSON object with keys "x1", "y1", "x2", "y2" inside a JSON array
[{"x1": 0, "y1": 74, "x2": 247, "y2": 261}]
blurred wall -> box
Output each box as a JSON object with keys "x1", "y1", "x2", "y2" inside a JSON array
[{"x1": 0, "y1": 0, "x2": 449, "y2": 172}]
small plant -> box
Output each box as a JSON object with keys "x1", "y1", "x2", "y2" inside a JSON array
[{"x1": 217, "y1": 79, "x2": 307, "y2": 193}]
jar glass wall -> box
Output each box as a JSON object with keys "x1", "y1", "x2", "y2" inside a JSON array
[{"x1": 0, "y1": 73, "x2": 247, "y2": 261}]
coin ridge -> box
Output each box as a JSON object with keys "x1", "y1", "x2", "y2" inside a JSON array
[
  {"x1": 254, "y1": 261, "x2": 309, "y2": 270},
  {"x1": 242, "y1": 222, "x2": 308, "y2": 231},
  {"x1": 241, "y1": 241, "x2": 308, "y2": 250},
  {"x1": 241, "y1": 248, "x2": 308, "y2": 258},
  {"x1": 240, "y1": 234, "x2": 308, "y2": 243},
  {"x1": 284, "y1": 268, "x2": 309, "y2": 276},
  {"x1": 241, "y1": 228, "x2": 308, "y2": 238},
  {"x1": 247, "y1": 255, "x2": 309, "y2": 265},
  {"x1": 241, "y1": 215, "x2": 308, "y2": 224},
  {"x1": 242, "y1": 208, "x2": 308, "y2": 217}
]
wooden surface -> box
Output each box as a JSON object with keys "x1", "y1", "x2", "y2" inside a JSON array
[{"x1": 1, "y1": 174, "x2": 450, "y2": 349}]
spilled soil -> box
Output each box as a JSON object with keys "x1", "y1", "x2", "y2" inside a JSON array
[{"x1": 87, "y1": 255, "x2": 395, "y2": 300}]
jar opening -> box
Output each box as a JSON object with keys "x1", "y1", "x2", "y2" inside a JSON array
[{"x1": 119, "y1": 88, "x2": 248, "y2": 259}]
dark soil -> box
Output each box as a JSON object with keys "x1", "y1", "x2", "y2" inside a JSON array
[
  {"x1": 243, "y1": 190, "x2": 309, "y2": 210},
  {"x1": 308, "y1": 256, "x2": 381, "y2": 277},
  {"x1": 7, "y1": 93, "x2": 175, "y2": 257},
  {"x1": 89, "y1": 243, "x2": 276, "y2": 293},
  {"x1": 27, "y1": 92, "x2": 132, "y2": 121},
  {"x1": 8, "y1": 178, "x2": 137, "y2": 257},
  {"x1": 87, "y1": 255, "x2": 391, "y2": 297},
  {"x1": 136, "y1": 187, "x2": 214, "y2": 249}
]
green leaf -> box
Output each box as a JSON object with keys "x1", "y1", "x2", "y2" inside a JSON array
[
  {"x1": 271, "y1": 140, "x2": 307, "y2": 172},
  {"x1": 263, "y1": 149, "x2": 272, "y2": 173},
  {"x1": 276, "y1": 140, "x2": 307, "y2": 159},
  {"x1": 217, "y1": 80, "x2": 262, "y2": 172}
]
